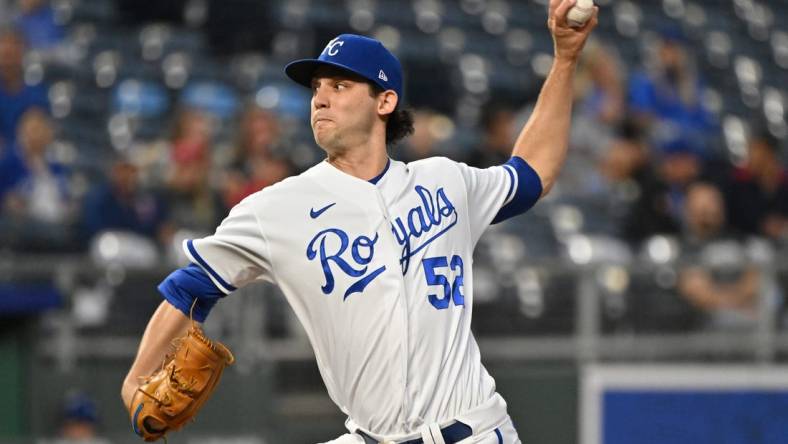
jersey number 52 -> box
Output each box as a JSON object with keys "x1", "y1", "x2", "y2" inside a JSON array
[{"x1": 422, "y1": 255, "x2": 465, "y2": 310}]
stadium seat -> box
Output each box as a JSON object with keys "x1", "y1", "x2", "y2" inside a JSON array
[
  {"x1": 180, "y1": 80, "x2": 239, "y2": 120},
  {"x1": 112, "y1": 78, "x2": 168, "y2": 117}
]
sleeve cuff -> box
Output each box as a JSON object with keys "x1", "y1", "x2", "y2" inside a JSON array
[
  {"x1": 183, "y1": 239, "x2": 237, "y2": 294},
  {"x1": 492, "y1": 156, "x2": 543, "y2": 224},
  {"x1": 158, "y1": 264, "x2": 225, "y2": 323}
]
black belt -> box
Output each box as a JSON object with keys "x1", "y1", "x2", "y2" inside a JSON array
[{"x1": 357, "y1": 421, "x2": 472, "y2": 444}]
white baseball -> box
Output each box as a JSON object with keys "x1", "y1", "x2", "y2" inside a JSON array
[{"x1": 567, "y1": 0, "x2": 595, "y2": 28}]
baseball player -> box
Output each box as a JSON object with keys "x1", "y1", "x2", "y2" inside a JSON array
[{"x1": 122, "y1": 1, "x2": 597, "y2": 442}]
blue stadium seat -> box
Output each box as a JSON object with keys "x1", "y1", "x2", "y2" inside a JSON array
[
  {"x1": 253, "y1": 82, "x2": 311, "y2": 118},
  {"x1": 112, "y1": 78, "x2": 169, "y2": 117},
  {"x1": 180, "y1": 80, "x2": 239, "y2": 120}
]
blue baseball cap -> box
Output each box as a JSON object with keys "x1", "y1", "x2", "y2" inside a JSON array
[
  {"x1": 63, "y1": 392, "x2": 98, "y2": 424},
  {"x1": 659, "y1": 137, "x2": 706, "y2": 159},
  {"x1": 658, "y1": 25, "x2": 688, "y2": 44},
  {"x1": 285, "y1": 34, "x2": 404, "y2": 101}
]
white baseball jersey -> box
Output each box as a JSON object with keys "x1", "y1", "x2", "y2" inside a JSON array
[{"x1": 184, "y1": 156, "x2": 539, "y2": 438}]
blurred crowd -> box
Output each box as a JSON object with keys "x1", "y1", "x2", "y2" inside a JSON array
[
  {"x1": 0, "y1": 2, "x2": 297, "y2": 252},
  {"x1": 567, "y1": 34, "x2": 786, "y2": 247},
  {"x1": 1, "y1": 1, "x2": 787, "y2": 326}
]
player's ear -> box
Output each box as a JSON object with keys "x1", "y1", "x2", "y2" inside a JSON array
[{"x1": 377, "y1": 90, "x2": 398, "y2": 117}]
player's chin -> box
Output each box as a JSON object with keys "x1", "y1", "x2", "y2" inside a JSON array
[
  {"x1": 312, "y1": 128, "x2": 336, "y2": 150},
  {"x1": 312, "y1": 119, "x2": 331, "y2": 132}
]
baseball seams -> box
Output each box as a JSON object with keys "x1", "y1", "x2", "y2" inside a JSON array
[{"x1": 567, "y1": 0, "x2": 595, "y2": 27}]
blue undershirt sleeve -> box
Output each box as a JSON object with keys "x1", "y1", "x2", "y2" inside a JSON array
[
  {"x1": 491, "y1": 156, "x2": 543, "y2": 224},
  {"x1": 158, "y1": 263, "x2": 226, "y2": 322}
]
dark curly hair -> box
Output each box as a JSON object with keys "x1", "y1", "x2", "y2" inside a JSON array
[{"x1": 369, "y1": 84, "x2": 414, "y2": 147}]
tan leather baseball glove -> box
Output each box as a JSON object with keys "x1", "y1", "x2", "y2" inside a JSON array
[{"x1": 128, "y1": 325, "x2": 234, "y2": 441}]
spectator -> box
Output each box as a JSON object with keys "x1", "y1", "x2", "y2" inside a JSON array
[
  {"x1": 597, "y1": 122, "x2": 649, "y2": 187},
  {"x1": 222, "y1": 104, "x2": 291, "y2": 206},
  {"x1": 55, "y1": 391, "x2": 110, "y2": 444},
  {"x1": 587, "y1": 120, "x2": 652, "y2": 204},
  {"x1": 621, "y1": 138, "x2": 705, "y2": 244},
  {"x1": 13, "y1": 0, "x2": 64, "y2": 50},
  {"x1": 570, "y1": 39, "x2": 626, "y2": 158},
  {"x1": 575, "y1": 40, "x2": 626, "y2": 126},
  {"x1": 234, "y1": 104, "x2": 281, "y2": 163},
  {"x1": 723, "y1": 130, "x2": 788, "y2": 242},
  {"x1": 680, "y1": 182, "x2": 728, "y2": 247},
  {"x1": 0, "y1": 108, "x2": 73, "y2": 250},
  {"x1": 627, "y1": 27, "x2": 716, "y2": 152},
  {"x1": 81, "y1": 159, "x2": 169, "y2": 245},
  {"x1": 465, "y1": 103, "x2": 518, "y2": 168},
  {"x1": 677, "y1": 182, "x2": 763, "y2": 329},
  {"x1": 399, "y1": 109, "x2": 454, "y2": 163},
  {"x1": 223, "y1": 154, "x2": 293, "y2": 208},
  {"x1": 0, "y1": 26, "x2": 49, "y2": 147},
  {"x1": 164, "y1": 136, "x2": 226, "y2": 236},
  {"x1": 556, "y1": 119, "x2": 655, "y2": 236},
  {"x1": 133, "y1": 108, "x2": 215, "y2": 188}
]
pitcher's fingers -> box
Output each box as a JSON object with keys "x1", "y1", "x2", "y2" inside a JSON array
[
  {"x1": 548, "y1": 0, "x2": 561, "y2": 18},
  {"x1": 554, "y1": 0, "x2": 577, "y2": 27}
]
